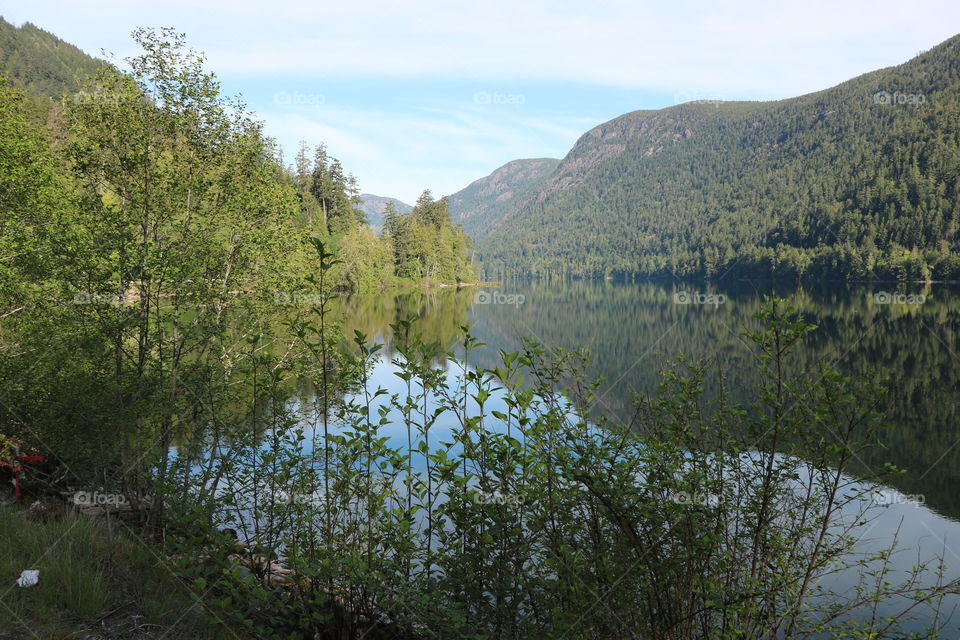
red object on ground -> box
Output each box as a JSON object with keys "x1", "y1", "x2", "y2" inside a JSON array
[{"x1": 1, "y1": 455, "x2": 45, "y2": 498}]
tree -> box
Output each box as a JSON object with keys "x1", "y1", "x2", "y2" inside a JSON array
[
  {"x1": 294, "y1": 140, "x2": 324, "y2": 233},
  {"x1": 63, "y1": 27, "x2": 308, "y2": 512},
  {"x1": 336, "y1": 225, "x2": 394, "y2": 289},
  {"x1": 309, "y1": 145, "x2": 366, "y2": 238},
  {"x1": 387, "y1": 190, "x2": 475, "y2": 283},
  {"x1": 0, "y1": 77, "x2": 66, "y2": 311}
]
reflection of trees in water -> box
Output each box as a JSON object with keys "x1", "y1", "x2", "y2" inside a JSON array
[
  {"x1": 342, "y1": 280, "x2": 960, "y2": 520},
  {"x1": 334, "y1": 288, "x2": 475, "y2": 363}
]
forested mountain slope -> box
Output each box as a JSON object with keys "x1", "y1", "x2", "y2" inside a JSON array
[
  {"x1": 476, "y1": 34, "x2": 960, "y2": 281},
  {"x1": 446, "y1": 157, "x2": 559, "y2": 238},
  {"x1": 0, "y1": 17, "x2": 104, "y2": 99}
]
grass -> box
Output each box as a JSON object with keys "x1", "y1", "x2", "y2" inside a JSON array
[{"x1": 0, "y1": 504, "x2": 232, "y2": 639}]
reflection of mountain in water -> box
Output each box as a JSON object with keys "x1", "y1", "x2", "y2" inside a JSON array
[{"x1": 337, "y1": 280, "x2": 960, "y2": 521}]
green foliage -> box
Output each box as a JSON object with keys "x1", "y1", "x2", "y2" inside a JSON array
[
  {"x1": 0, "y1": 28, "x2": 323, "y2": 507},
  {"x1": 291, "y1": 149, "x2": 474, "y2": 288},
  {"x1": 385, "y1": 190, "x2": 476, "y2": 283},
  {"x1": 52, "y1": 27, "x2": 317, "y2": 504},
  {"x1": 291, "y1": 141, "x2": 367, "y2": 238},
  {"x1": 0, "y1": 77, "x2": 66, "y2": 306},
  {"x1": 0, "y1": 27, "x2": 477, "y2": 499},
  {"x1": 336, "y1": 225, "x2": 394, "y2": 289}
]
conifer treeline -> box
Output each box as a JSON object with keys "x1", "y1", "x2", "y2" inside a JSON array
[{"x1": 289, "y1": 141, "x2": 475, "y2": 288}]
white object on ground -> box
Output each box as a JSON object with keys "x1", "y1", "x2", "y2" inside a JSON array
[{"x1": 16, "y1": 570, "x2": 39, "y2": 588}]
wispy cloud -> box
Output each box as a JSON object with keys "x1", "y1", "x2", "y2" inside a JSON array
[{"x1": 260, "y1": 98, "x2": 597, "y2": 201}]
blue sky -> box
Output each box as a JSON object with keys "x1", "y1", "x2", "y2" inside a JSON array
[{"x1": 5, "y1": 0, "x2": 959, "y2": 202}]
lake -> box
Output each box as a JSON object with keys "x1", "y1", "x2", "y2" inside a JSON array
[
  {"x1": 327, "y1": 278, "x2": 960, "y2": 633},
  {"x1": 338, "y1": 279, "x2": 959, "y2": 515}
]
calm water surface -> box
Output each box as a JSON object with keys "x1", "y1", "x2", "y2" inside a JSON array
[{"x1": 329, "y1": 279, "x2": 960, "y2": 633}]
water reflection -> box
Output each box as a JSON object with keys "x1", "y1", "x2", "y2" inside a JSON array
[
  {"x1": 336, "y1": 280, "x2": 960, "y2": 521},
  {"x1": 278, "y1": 280, "x2": 960, "y2": 633}
]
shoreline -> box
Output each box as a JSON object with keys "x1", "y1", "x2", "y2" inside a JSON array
[{"x1": 361, "y1": 281, "x2": 501, "y2": 292}]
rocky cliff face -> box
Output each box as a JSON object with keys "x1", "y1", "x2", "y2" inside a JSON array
[{"x1": 445, "y1": 157, "x2": 560, "y2": 236}]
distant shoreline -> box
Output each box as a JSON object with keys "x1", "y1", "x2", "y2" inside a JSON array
[{"x1": 360, "y1": 281, "x2": 501, "y2": 292}]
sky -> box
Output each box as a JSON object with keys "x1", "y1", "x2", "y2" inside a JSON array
[{"x1": 4, "y1": 0, "x2": 959, "y2": 203}]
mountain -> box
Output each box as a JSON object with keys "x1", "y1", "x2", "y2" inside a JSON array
[
  {"x1": 0, "y1": 17, "x2": 104, "y2": 100},
  {"x1": 474, "y1": 34, "x2": 960, "y2": 282},
  {"x1": 445, "y1": 158, "x2": 560, "y2": 237},
  {"x1": 359, "y1": 193, "x2": 413, "y2": 232}
]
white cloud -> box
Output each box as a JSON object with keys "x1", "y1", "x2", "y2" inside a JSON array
[
  {"x1": 10, "y1": 0, "x2": 959, "y2": 95},
  {"x1": 259, "y1": 100, "x2": 598, "y2": 201}
]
